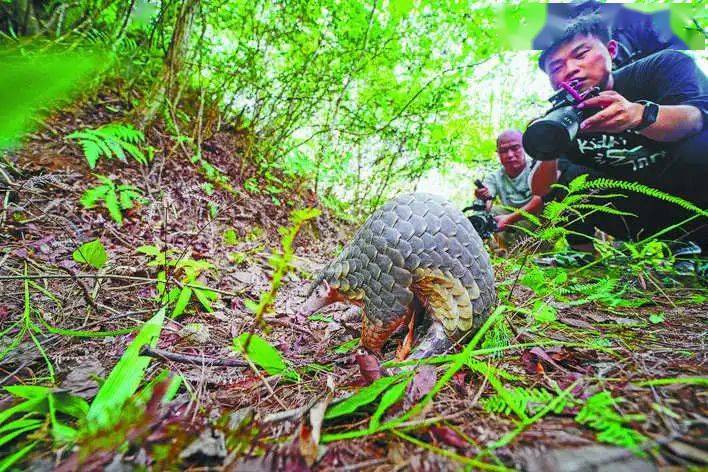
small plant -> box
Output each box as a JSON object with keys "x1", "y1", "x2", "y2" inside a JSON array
[
  {"x1": 67, "y1": 123, "x2": 148, "y2": 168},
  {"x1": 80, "y1": 175, "x2": 145, "y2": 224},
  {"x1": 575, "y1": 391, "x2": 647, "y2": 451},
  {"x1": 243, "y1": 208, "x2": 320, "y2": 322},
  {"x1": 72, "y1": 239, "x2": 108, "y2": 269},
  {"x1": 481, "y1": 387, "x2": 560, "y2": 417},
  {"x1": 137, "y1": 245, "x2": 218, "y2": 318},
  {"x1": 233, "y1": 333, "x2": 299, "y2": 381}
]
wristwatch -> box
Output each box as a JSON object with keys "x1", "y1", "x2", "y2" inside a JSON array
[{"x1": 634, "y1": 100, "x2": 659, "y2": 131}]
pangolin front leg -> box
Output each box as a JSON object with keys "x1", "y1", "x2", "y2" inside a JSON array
[
  {"x1": 408, "y1": 321, "x2": 452, "y2": 360},
  {"x1": 361, "y1": 312, "x2": 407, "y2": 356}
]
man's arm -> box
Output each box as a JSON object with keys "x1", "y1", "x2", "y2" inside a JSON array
[
  {"x1": 497, "y1": 196, "x2": 543, "y2": 228},
  {"x1": 578, "y1": 93, "x2": 703, "y2": 142},
  {"x1": 529, "y1": 160, "x2": 558, "y2": 197},
  {"x1": 636, "y1": 104, "x2": 703, "y2": 142}
]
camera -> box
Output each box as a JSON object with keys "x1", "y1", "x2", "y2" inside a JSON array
[
  {"x1": 523, "y1": 81, "x2": 600, "y2": 161},
  {"x1": 463, "y1": 180, "x2": 498, "y2": 240}
]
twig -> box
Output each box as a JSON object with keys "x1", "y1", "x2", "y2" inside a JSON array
[
  {"x1": 0, "y1": 273, "x2": 242, "y2": 298},
  {"x1": 263, "y1": 394, "x2": 322, "y2": 424},
  {"x1": 56, "y1": 265, "x2": 101, "y2": 314},
  {"x1": 242, "y1": 353, "x2": 288, "y2": 410},
  {"x1": 141, "y1": 346, "x2": 248, "y2": 367},
  {"x1": 266, "y1": 317, "x2": 316, "y2": 337},
  {"x1": 341, "y1": 459, "x2": 388, "y2": 471}
]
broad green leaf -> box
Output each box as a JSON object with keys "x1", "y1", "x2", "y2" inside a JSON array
[
  {"x1": 532, "y1": 300, "x2": 557, "y2": 323},
  {"x1": 369, "y1": 379, "x2": 408, "y2": 431},
  {"x1": 334, "y1": 338, "x2": 359, "y2": 354},
  {"x1": 325, "y1": 375, "x2": 402, "y2": 420},
  {"x1": 4, "y1": 385, "x2": 50, "y2": 399},
  {"x1": 223, "y1": 229, "x2": 238, "y2": 245},
  {"x1": 233, "y1": 333, "x2": 287, "y2": 376},
  {"x1": 136, "y1": 245, "x2": 161, "y2": 256},
  {"x1": 649, "y1": 313, "x2": 665, "y2": 324},
  {"x1": 171, "y1": 287, "x2": 193, "y2": 318},
  {"x1": 72, "y1": 239, "x2": 107, "y2": 269},
  {"x1": 193, "y1": 286, "x2": 217, "y2": 312},
  {"x1": 86, "y1": 307, "x2": 166, "y2": 431}
]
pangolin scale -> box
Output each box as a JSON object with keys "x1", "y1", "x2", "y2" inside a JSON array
[{"x1": 301, "y1": 192, "x2": 496, "y2": 359}]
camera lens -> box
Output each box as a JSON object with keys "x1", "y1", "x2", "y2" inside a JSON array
[{"x1": 523, "y1": 106, "x2": 582, "y2": 160}]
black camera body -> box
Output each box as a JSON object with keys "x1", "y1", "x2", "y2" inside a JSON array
[
  {"x1": 465, "y1": 202, "x2": 498, "y2": 240},
  {"x1": 523, "y1": 82, "x2": 600, "y2": 161},
  {"x1": 463, "y1": 179, "x2": 498, "y2": 240}
]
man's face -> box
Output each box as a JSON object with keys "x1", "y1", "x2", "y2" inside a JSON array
[
  {"x1": 497, "y1": 135, "x2": 526, "y2": 177},
  {"x1": 544, "y1": 34, "x2": 615, "y2": 91}
]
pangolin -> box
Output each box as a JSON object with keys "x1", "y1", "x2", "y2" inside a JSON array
[{"x1": 300, "y1": 193, "x2": 496, "y2": 360}]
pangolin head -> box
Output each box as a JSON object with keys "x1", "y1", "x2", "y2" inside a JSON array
[{"x1": 299, "y1": 261, "x2": 363, "y2": 317}]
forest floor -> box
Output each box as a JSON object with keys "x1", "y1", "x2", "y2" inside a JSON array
[{"x1": 1, "y1": 92, "x2": 706, "y2": 471}]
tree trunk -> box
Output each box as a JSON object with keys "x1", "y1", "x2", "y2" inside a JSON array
[{"x1": 136, "y1": 0, "x2": 198, "y2": 129}]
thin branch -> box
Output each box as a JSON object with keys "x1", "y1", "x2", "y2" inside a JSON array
[{"x1": 141, "y1": 346, "x2": 248, "y2": 367}]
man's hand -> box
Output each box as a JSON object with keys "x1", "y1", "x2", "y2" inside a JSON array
[
  {"x1": 494, "y1": 214, "x2": 512, "y2": 232},
  {"x1": 474, "y1": 186, "x2": 492, "y2": 200},
  {"x1": 577, "y1": 90, "x2": 643, "y2": 134}
]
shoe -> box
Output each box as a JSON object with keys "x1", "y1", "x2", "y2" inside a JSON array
[
  {"x1": 669, "y1": 240, "x2": 702, "y2": 258},
  {"x1": 673, "y1": 260, "x2": 696, "y2": 276},
  {"x1": 534, "y1": 251, "x2": 595, "y2": 268}
]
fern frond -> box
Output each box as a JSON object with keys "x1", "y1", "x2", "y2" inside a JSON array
[
  {"x1": 481, "y1": 387, "x2": 565, "y2": 417},
  {"x1": 570, "y1": 204, "x2": 635, "y2": 217},
  {"x1": 578, "y1": 178, "x2": 706, "y2": 217},
  {"x1": 66, "y1": 123, "x2": 146, "y2": 168},
  {"x1": 576, "y1": 391, "x2": 646, "y2": 450}
]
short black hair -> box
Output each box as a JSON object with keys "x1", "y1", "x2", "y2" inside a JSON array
[{"x1": 539, "y1": 13, "x2": 611, "y2": 71}]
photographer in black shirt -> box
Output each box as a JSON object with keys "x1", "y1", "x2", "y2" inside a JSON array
[{"x1": 529, "y1": 14, "x2": 707, "y2": 265}]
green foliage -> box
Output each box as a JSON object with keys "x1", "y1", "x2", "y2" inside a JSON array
[
  {"x1": 244, "y1": 208, "x2": 321, "y2": 320},
  {"x1": 72, "y1": 239, "x2": 107, "y2": 269},
  {"x1": 481, "y1": 387, "x2": 564, "y2": 417},
  {"x1": 66, "y1": 123, "x2": 147, "y2": 169},
  {"x1": 563, "y1": 277, "x2": 650, "y2": 309},
  {"x1": 223, "y1": 228, "x2": 238, "y2": 245},
  {"x1": 334, "y1": 338, "x2": 360, "y2": 354},
  {"x1": 480, "y1": 319, "x2": 512, "y2": 359},
  {"x1": 85, "y1": 307, "x2": 166, "y2": 432},
  {"x1": 648, "y1": 312, "x2": 665, "y2": 324},
  {"x1": 136, "y1": 246, "x2": 217, "y2": 318},
  {"x1": 531, "y1": 300, "x2": 556, "y2": 323},
  {"x1": 325, "y1": 374, "x2": 409, "y2": 421},
  {"x1": 233, "y1": 333, "x2": 298, "y2": 381},
  {"x1": 80, "y1": 175, "x2": 144, "y2": 224},
  {"x1": 0, "y1": 49, "x2": 102, "y2": 150},
  {"x1": 575, "y1": 391, "x2": 647, "y2": 451},
  {"x1": 1, "y1": 385, "x2": 89, "y2": 446},
  {"x1": 577, "y1": 178, "x2": 707, "y2": 218}
]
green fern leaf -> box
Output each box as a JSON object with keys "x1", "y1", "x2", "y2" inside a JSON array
[
  {"x1": 80, "y1": 185, "x2": 109, "y2": 208},
  {"x1": 576, "y1": 391, "x2": 646, "y2": 450},
  {"x1": 80, "y1": 140, "x2": 102, "y2": 169},
  {"x1": 104, "y1": 188, "x2": 123, "y2": 224},
  {"x1": 579, "y1": 178, "x2": 706, "y2": 217}
]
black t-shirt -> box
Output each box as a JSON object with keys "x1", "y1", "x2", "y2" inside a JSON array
[{"x1": 561, "y1": 50, "x2": 707, "y2": 181}]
